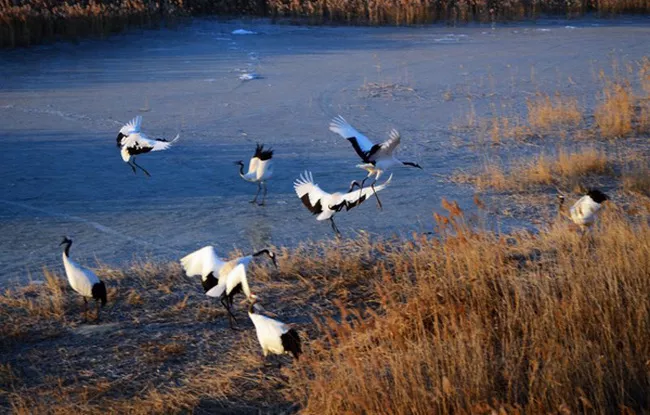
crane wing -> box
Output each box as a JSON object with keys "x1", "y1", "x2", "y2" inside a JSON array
[
  {"x1": 294, "y1": 171, "x2": 330, "y2": 215},
  {"x1": 180, "y1": 246, "x2": 225, "y2": 278},
  {"x1": 122, "y1": 133, "x2": 179, "y2": 153},
  {"x1": 225, "y1": 263, "x2": 250, "y2": 297},
  {"x1": 247, "y1": 157, "x2": 260, "y2": 176},
  {"x1": 251, "y1": 313, "x2": 290, "y2": 336},
  {"x1": 335, "y1": 174, "x2": 393, "y2": 211},
  {"x1": 329, "y1": 116, "x2": 377, "y2": 161},
  {"x1": 255, "y1": 159, "x2": 273, "y2": 180},
  {"x1": 119, "y1": 116, "x2": 142, "y2": 136},
  {"x1": 379, "y1": 129, "x2": 401, "y2": 155}
]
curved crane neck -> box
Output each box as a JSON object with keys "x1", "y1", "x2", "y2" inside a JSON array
[
  {"x1": 236, "y1": 162, "x2": 246, "y2": 178},
  {"x1": 62, "y1": 240, "x2": 72, "y2": 257}
]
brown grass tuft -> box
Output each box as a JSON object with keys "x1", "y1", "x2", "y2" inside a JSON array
[
  {"x1": 595, "y1": 80, "x2": 634, "y2": 138},
  {"x1": 463, "y1": 147, "x2": 612, "y2": 192},
  {"x1": 622, "y1": 163, "x2": 650, "y2": 197},
  {"x1": 527, "y1": 92, "x2": 582, "y2": 133}
]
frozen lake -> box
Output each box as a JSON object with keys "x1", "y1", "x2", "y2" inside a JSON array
[{"x1": 1, "y1": 18, "x2": 649, "y2": 284}]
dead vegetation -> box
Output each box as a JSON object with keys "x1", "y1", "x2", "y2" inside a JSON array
[
  {"x1": 2, "y1": 0, "x2": 650, "y2": 47},
  {"x1": 526, "y1": 92, "x2": 582, "y2": 133},
  {"x1": 1, "y1": 202, "x2": 649, "y2": 413},
  {"x1": 456, "y1": 146, "x2": 613, "y2": 192},
  {"x1": 285, "y1": 202, "x2": 650, "y2": 414}
]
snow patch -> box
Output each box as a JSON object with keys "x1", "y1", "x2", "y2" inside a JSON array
[{"x1": 232, "y1": 29, "x2": 257, "y2": 35}]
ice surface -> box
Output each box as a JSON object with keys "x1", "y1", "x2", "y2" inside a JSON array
[{"x1": 0, "y1": 19, "x2": 648, "y2": 284}]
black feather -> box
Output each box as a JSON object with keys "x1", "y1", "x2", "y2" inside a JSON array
[
  {"x1": 253, "y1": 144, "x2": 274, "y2": 161},
  {"x1": 330, "y1": 195, "x2": 368, "y2": 212},
  {"x1": 116, "y1": 133, "x2": 126, "y2": 148},
  {"x1": 92, "y1": 281, "x2": 107, "y2": 306},
  {"x1": 300, "y1": 194, "x2": 323, "y2": 215},
  {"x1": 281, "y1": 328, "x2": 302, "y2": 360},
  {"x1": 201, "y1": 272, "x2": 219, "y2": 293},
  {"x1": 587, "y1": 189, "x2": 609, "y2": 204},
  {"x1": 126, "y1": 143, "x2": 154, "y2": 156}
]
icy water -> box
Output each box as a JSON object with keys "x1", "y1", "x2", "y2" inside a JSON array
[{"x1": 1, "y1": 18, "x2": 648, "y2": 284}]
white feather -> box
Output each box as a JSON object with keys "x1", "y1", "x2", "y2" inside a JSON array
[
  {"x1": 570, "y1": 195, "x2": 603, "y2": 226},
  {"x1": 119, "y1": 115, "x2": 142, "y2": 136},
  {"x1": 62, "y1": 253, "x2": 100, "y2": 298},
  {"x1": 180, "y1": 246, "x2": 225, "y2": 278},
  {"x1": 329, "y1": 115, "x2": 375, "y2": 152},
  {"x1": 248, "y1": 312, "x2": 291, "y2": 356},
  {"x1": 294, "y1": 171, "x2": 392, "y2": 221}
]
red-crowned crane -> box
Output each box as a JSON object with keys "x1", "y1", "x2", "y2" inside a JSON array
[
  {"x1": 180, "y1": 246, "x2": 277, "y2": 328},
  {"x1": 235, "y1": 144, "x2": 274, "y2": 205},
  {"x1": 60, "y1": 237, "x2": 107, "y2": 320},
  {"x1": 116, "y1": 115, "x2": 179, "y2": 176}
]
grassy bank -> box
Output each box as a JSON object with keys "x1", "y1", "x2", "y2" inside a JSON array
[
  {"x1": 2, "y1": 0, "x2": 650, "y2": 48},
  {"x1": 1, "y1": 199, "x2": 649, "y2": 413}
]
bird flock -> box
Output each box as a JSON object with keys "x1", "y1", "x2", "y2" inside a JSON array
[{"x1": 60, "y1": 114, "x2": 611, "y2": 362}]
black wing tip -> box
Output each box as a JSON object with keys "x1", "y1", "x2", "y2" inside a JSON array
[
  {"x1": 300, "y1": 194, "x2": 323, "y2": 216},
  {"x1": 587, "y1": 189, "x2": 609, "y2": 203},
  {"x1": 254, "y1": 143, "x2": 274, "y2": 160},
  {"x1": 92, "y1": 281, "x2": 107, "y2": 306},
  {"x1": 281, "y1": 328, "x2": 302, "y2": 360}
]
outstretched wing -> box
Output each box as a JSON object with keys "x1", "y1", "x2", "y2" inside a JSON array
[
  {"x1": 119, "y1": 116, "x2": 142, "y2": 136},
  {"x1": 123, "y1": 133, "x2": 180, "y2": 153},
  {"x1": 335, "y1": 174, "x2": 393, "y2": 211},
  {"x1": 180, "y1": 246, "x2": 225, "y2": 278},
  {"x1": 329, "y1": 115, "x2": 377, "y2": 162},
  {"x1": 379, "y1": 129, "x2": 401, "y2": 155},
  {"x1": 294, "y1": 171, "x2": 329, "y2": 215}
]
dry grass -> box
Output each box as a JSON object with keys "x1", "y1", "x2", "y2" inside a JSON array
[
  {"x1": 2, "y1": 0, "x2": 650, "y2": 47},
  {"x1": 622, "y1": 162, "x2": 650, "y2": 198},
  {"x1": 594, "y1": 59, "x2": 650, "y2": 138},
  {"x1": 527, "y1": 92, "x2": 582, "y2": 133},
  {"x1": 461, "y1": 147, "x2": 612, "y2": 192},
  {"x1": 595, "y1": 80, "x2": 635, "y2": 138},
  {"x1": 1, "y1": 206, "x2": 649, "y2": 412},
  {"x1": 285, "y1": 203, "x2": 650, "y2": 414}
]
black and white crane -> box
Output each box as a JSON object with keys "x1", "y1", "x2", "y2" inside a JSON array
[
  {"x1": 558, "y1": 189, "x2": 610, "y2": 229},
  {"x1": 60, "y1": 237, "x2": 107, "y2": 320},
  {"x1": 248, "y1": 298, "x2": 302, "y2": 361},
  {"x1": 329, "y1": 115, "x2": 421, "y2": 209},
  {"x1": 180, "y1": 245, "x2": 277, "y2": 328},
  {"x1": 235, "y1": 144, "x2": 274, "y2": 205},
  {"x1": 294, "y1": 170, "x2": 392, "y2": 236},
  {"x1": 116, "y1": 115, "x2": 179, "y2": 177}
]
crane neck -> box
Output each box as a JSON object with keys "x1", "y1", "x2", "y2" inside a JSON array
[
  {"x1": 237, "y1": 162, "x2": 245, "y2": 178},
  {"x1": 62, "y1": 240, "x2": 72, "y2": 257}
]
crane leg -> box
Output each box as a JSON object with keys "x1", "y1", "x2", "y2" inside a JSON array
[
  {"x1": 330, "y1": 218, "x2": 341, "y2": 237},
  {"x1": 259, "y1": 182, "x2": 268, "y2": 206},
  {"x1": 95, "y1": 299, "x2": 101, "y2": 322},
  {"x1": 128, "y1": 162, "x2": 137, "y2": 174},
  {"x1": 132, "y1": 159, "x2": 151, "y2": 177},
  {"x1": 371, "y1": 181, "x2": 383, "y2": 210},
  {"x1": 250, "y1": 183, "x2": 261, "y2": 204},
  {"x1": 220, "y1": 296, "x2": 238, "y2": 329},
  {"x1": 83, "y1": 297, "x2": 88, "y2": 319}
]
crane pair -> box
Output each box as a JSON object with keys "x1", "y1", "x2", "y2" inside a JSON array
[{"x1": 235, "y1": 116, "x2": 422, "y2": 235}]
